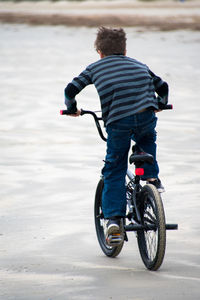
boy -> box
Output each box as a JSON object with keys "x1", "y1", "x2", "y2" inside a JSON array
[{"x1": 64, "y1": 27, "x2": 168, "y2": 244}]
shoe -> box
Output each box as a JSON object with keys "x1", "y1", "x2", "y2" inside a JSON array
[
  {"x1": 107, "y1": 219, "x2": 121, "y2": 235},
  {"x1": 147, "y1": 178, "x2": 165, "y2": 193},
  {"x1": 105, "y1": 218, "x2": 124, "y2": 246}
]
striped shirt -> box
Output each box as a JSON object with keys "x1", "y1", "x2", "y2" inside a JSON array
[{"x1": 65, "y1": 55, "x2": 168, "y2": 126}]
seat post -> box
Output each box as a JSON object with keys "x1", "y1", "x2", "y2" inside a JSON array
[{"x1": 134, "y1": 174, "x2": 140, "y2": 185}]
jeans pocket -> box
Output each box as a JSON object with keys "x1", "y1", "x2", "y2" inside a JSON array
[{"x1": 107, "y1": 124, "x2": 132, "y2": 150}]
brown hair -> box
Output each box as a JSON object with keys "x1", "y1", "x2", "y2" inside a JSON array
[{"x1": 94, "y1": 27, "x2": 126, "y2": 56}]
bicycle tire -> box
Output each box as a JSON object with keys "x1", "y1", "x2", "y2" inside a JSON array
[
  {"x1": 94, "y1": 179, "x2": 124, "y2": 257},
  {"x1": 137, "y1": 184, "x2": 166, "y2": 271}
]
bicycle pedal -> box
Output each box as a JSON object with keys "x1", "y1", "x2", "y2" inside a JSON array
[{"x1": 106, "y1": 234, "x2": 124, "y2": 246}]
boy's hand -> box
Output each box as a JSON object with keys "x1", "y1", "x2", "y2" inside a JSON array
[
  {"x1": 68, "y1": 109, "x2": 81, "y2": 117},
  {"x1": 65, "y1": 100, "x2": 80, "y2": 116}
]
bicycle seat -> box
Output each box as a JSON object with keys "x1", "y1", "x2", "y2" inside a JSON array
[{"x1": 129, "y1": 151, "x2": 154, "y2": 165}]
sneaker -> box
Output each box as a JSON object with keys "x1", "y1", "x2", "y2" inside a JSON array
[
  {"x1": 105, "y1": 218, "x2": 124, "y2": 246},
  {"x1": 147, "y1": 178, "x2": 165, "y2": 193}
]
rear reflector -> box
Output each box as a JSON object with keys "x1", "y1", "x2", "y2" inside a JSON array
[{"x1": 135, "y1": 168, "x2": 144, "y2": 176}]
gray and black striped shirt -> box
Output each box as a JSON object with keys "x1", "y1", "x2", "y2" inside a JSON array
[{"x1": 65, "y1": 55, "x2": 168, "y2": 125}]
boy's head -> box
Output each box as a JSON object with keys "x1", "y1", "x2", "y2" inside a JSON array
[{"x1": 94, "y1": 27, "x2": 127, "y2": 57}]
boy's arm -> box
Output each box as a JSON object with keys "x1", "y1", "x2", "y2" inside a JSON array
[
  {"x1": 64, "y1": 83, "x2": 79, "y2": 114},
  {"x1": 148, "y1": 69, "x2": 169, "y2": 108},
  {"x1": 64, "y1": 68, "x2": 92, "y2": 114}
]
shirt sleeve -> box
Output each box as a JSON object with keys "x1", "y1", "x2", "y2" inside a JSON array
[
  {"x1": 148, "y1": 69, "x2": 169, "y2": 105},
  {"x1": 64, "y1": 67, "x2": 92, "y2": 108}
]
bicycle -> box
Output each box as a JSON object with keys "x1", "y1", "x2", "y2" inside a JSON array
[{"x1": 60, "y1": 105, "x2": 178, "y2": 271}]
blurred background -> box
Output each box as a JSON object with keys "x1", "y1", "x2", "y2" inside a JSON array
[{"x1": 0, "y1": 1, "x2": 200, "y2": 299}]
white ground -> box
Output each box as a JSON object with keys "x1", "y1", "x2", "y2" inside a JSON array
[{"x1": 0, "y1": 24, "x2": 200, "y2": 299}]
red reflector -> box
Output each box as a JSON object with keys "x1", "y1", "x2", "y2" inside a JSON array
[
  {"x1": 135, "y1": 168, "x2": 144, "y2": 176},
  {"x1": 60, "y1": 110, "x2": 63, "y2": 115}
]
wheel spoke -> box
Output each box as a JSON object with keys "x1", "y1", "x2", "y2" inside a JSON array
[
  {"x1": 143, "y1": 199, "x2": 158, "y2": 260},
  {"x1": 137, "y1": 184, "x2": 166, "y2": 270}
]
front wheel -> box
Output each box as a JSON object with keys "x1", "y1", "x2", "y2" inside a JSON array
[
  {"x1": 94, "y1": 179, "x2": 124, "y2": 257},
  {"x1": 137, "y1": 184, "x2": 166, "y2": 271}
]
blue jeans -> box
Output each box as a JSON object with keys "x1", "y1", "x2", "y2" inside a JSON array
[{"x1": 102, "y1": 110, "x2": 159, "y2": 218}]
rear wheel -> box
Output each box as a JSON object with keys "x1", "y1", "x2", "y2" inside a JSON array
[
  {"x1": 94, "y1": 179, "x2": 124, "y2": 257},
  {"x1": 137, "y1": 184, "x2": 166, "y2": 271}
]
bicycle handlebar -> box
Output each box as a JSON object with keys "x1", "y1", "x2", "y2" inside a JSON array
[
  {"x1": 60, "y1": 104, "x2": 173, "y2": 142},
  {"x1": 60, "y1": 104, "x2": 173, "y2": 116},
  {"x1": 60, "y1": 108, "x2": 107, "y2": 141},
  {"x1": 81, "y1": 109, "x2": 107, "y2": 141}
]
